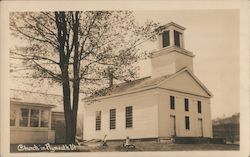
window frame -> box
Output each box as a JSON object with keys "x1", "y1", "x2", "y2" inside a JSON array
[
  {"x1": 14, "y1": 107, "x2": 50, "y2": 128},
  {"x1": 197, "y1": 101, "x2": 202, "y2": 113},
  {"x1": 40, "y1": 109, "x2": 49, "y2": 127},
  {"x1": 174, "y1": 30, "x2": 181, "y2": 47},
  {"x1": 19, "y1": 108, "x2": 30, "y2": 127},
  {"x1": 125, "y1": 106, "x2": 133, "y2": 128},
  {"x1": 185, "y1": 116, "x2": 190, "y2": 130},
  {"x1": 95, "y1": 111, "x2": 102, "y2": 131},
  {"x1": 109, "y1": 109, "x2": 116, "y2": 130},
  {"x1": 162, "y1": 31, "x2": 170, "y2": 48},
  {"x1": 30, "y1": 109, "x2": 40, "y2": 127},
  {"x1": 10, "y1": 107, "x2": 17, "y2": 127},
  {"x1": 184, "y1": 98, "x2": 189, "y2": 111},
  {"x1": 170, "y1": 96, "x2": 175, "y2": 110}
]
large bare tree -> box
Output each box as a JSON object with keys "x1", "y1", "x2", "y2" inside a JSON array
[{"x1": 10, "y1": 11, "x2": 158, "y2": 144}]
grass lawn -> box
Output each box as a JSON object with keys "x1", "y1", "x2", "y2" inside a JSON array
[
  {"x1": 10, "y1": 141, "x2": 239, "y2": 153},
  {"x1": 87, "y1": 141, "x2": 239, "y2": 152}
]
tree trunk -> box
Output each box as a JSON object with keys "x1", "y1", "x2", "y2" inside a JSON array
[
  {"x1": 56, "y1": 11, "x2": 77, "y2": 144},
  {"x1": 71, "y1": 11, "x2": 80, "y2": 144},
  {"x1": 72, "y1": 80, "x2": 79, "y2": 143},
  {"x1": 62, "y1": 70, "x2": 74, "y2": 144}
]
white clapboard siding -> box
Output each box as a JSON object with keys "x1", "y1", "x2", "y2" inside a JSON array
[{"x1": 84, "y1": 90, "x2": 159, "y2": 140}]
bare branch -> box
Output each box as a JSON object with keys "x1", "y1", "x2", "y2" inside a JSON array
[
  {"x1": 11, "y1": 52, "x2": 59, "y2": 65},
  {"x1": 12, "y1": 22, "x2": 58, "y2": 48},
  {"x1": 79, "y1": 12, "x2": 99, "y2": 60},
  {"x1": 32, "y1": 60, "x2": 62, "y2": 81},
  {"x1": 29, "y1": 14, "x2": 57, "y2": 37},
  {"x1": 41, "y1": 12, "x2": 56, "y2": 22}
]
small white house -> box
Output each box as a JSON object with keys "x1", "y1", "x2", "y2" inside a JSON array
[
  {"x1": 83, "y1": 22, "x2": 213, "y2": 141},
  {"x1": 10, "y1": 89, "x2": 63, "y2": 144}
]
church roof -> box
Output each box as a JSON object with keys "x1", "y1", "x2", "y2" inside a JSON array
[
  {"x1": 150, "y1": 46, "x2": 195, "y2": 58},
  {"x1": 92, "y1": 74, "x2": 172, "y2": 97},
  {"x1": 85, "y1": 67, "x2": 212, "y2": 101},
  {"x1": 159, "y1": 22, "x2": 186, "y2": 31}
]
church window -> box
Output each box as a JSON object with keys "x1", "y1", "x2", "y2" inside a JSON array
[
  {"x1": 170, "y1": 96, "x2": 175, "y2": 110},
  {"x1": 184, "y1": 98, "x2": 189, "y2": 111},
  {"x1": 162, "y1": 31, "x2": 170, "y2": 48},
  {"x1": 185, "y1": 116, "x2": 190, "y2": 130},
  {"x1": 198, "y1": 101, "x2": 202, "y2": 113},
  {"x1": 174, "y1": 30, "x2": 181, "y2": 47},
  {"x1": 125, "y1": 106, "x2": 133, "y2": 128},
  {"x1": 110, "y1": 109, "x2": 116, "y2": 130},
  {"x1": 95, "y1": 111, "x2": 101, "y2": 130}
]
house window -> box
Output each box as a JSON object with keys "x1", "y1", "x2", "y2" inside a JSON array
[
  {"x1": 30, "y1": 109, "x2": 39, "y2": 127},
  {"x1": 16, "y1": 108, "x2": 50, "y2": 128},
  {"x1": 110, "y1": 109, "x2": 116, "y2": 130},
  {"x1": 198, "y1": 101, "x2": 202, "y2": 113},
  {"x1": 185, "y1": 116, "x2": 190, "y2": 130},
  {"x1": 10, "y1": 108, "x2": 16, "y2": 126},
  {"x1": 162, "y1": 31, "x2": 170, "y2": 48},
  {"x1": 41, "y1": 110, "x2": 49, "y2": 127},
  {"x1": 95, "y1": 111, "x2": 101, "y2": 130},
  {"x1": 184, "y1": 98, "x2": 189, "y2": 111},
  {"x1": 126, "y1": 106, "x2": 133, "y2": 128},
  {"x1": 170, "y1": 96, "x2": 175, "y2": 110},
  {"x1": 20, "y1": 108, "x2": 29, "y2": 127},
  {"x1": 174, "y1": 30, "x2": 181, "y2": 47}
]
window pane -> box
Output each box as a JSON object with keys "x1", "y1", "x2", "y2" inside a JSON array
[
  {"x1": 170, "y1": 96, "x2": 175, "y2": 109},
  {"x1": 41, "y1": 110, "x2": 49, "y2": 127},
  {"x1": 30, "y1": 109, "x2": 39, "y2": 127},
  {"x1": 96, "y1": 111, "x2": 101, "y2": 130},
  {"x1": 174, "y1": 30, "x2": 181, "y2": 47},
  {"x1": 198, "y1": 101, "x2": 202, "y2": 113},
  {"x1": 162, "y1": 31, "x2": 170, "y2": 48},
  {"x1": 185, "y1": 98, "x2": 189, "y2": 111},
  {"x1": 110, "y1": 109, "x2": 116, "y2": 130},
  {"x1": 126, "y1": 106, "x2": 133, "y2": 128},
  {"x1": 20, "y1": 108, "x2": 29, "y2": 127},
  {"x1": 185, "y1": 116, "x2": 190, "y2": 130},
  {"x1": 10, "y1": 108, "x2": 16, "y2": 126}
]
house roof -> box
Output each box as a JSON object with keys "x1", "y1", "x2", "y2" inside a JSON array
[
  {"x1": 85, "y1": 67, "x2": 212, "y2": 101},
  {"x1": 10, "y1": 89, "x2": 64, "y2": 111},
  {"x1": 11, "y1": 100, "x2": 56, "y2": 108}
]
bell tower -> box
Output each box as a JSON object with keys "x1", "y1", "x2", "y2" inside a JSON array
[
  {"x1": 158, "y1": 22, "x2": 185, "y2": 49},
  {"x1": 151, "y1": 22, "x2": 195, "y2": 78}
]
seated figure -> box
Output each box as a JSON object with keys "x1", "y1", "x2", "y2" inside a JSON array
[{"x1": 123, "y1": 136, "x2": 135, "y2": 149}]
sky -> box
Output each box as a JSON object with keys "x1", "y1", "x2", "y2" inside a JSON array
[
  {"x1": 10, "y1": 10, "x2": 240, "y2": 119},
  {"x1": 133, "y1": 10, "x2": 240, "y2": 119}
]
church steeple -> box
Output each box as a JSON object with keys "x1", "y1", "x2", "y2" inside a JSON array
[
  {"x1": 151, "y1": 22, "x2": 195, "y2": 78},
  {"x1": 158, "y1": 22, "x2": 185, "y2": 49}
]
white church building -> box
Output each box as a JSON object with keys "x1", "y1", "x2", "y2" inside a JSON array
[{"x1": 83, "y1": 22, "x2": 213, "y2": 141}]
